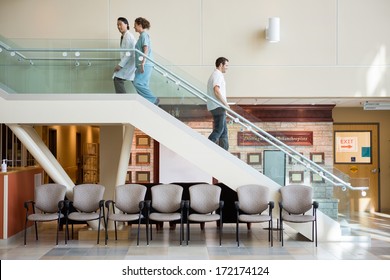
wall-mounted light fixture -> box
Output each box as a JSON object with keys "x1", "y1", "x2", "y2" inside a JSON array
[
  {"x1": 265, "y1": 17, "x2": 280, "y2": 43},
  {"x1": 363, "y1": 101, "x2": 390, "y2": 110}
]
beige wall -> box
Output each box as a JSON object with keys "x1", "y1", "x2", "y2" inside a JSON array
[
  {"x1": 333, "y1": 108, "x2": 390, "y2": 213},
  {"x1": 1, "y1": 0, "x2": 389, "y2": 100}
]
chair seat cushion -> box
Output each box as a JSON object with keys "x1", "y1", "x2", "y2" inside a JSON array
[
  {"x1": 28, "y1": 213, "x2": 63, "y2": 222},
  {"x1": 108, "y1": 213, "x2": 142, "y2": 222},
  {"x1": 149, "y1": 212, "x2": 181, "y2": 221},
  {"x1": 68, "y1": 212, "x2": 100, "y2": 221},
  {"x1": 238, "y1": 214, "x2": 271, "y2": 223},
  {"x1": 188, "y1": 213, "x2": 220, "y2": 222},
  {"x1": 282, "y1": 214, "x2": 315, "y2": 223}
]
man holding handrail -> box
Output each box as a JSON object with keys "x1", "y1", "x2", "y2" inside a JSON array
[{"x1": 207, "y1": 57, "x2": 230, "y2": 151}]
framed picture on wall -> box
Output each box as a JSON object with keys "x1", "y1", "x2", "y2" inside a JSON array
[
  {"x1": 85, "y1": 143, "x2": 97, "y2": 155},
  {"x1": 247, "y1": 153, "x2": 262, "y2": 165},
  {"x1": 125, "y1": 171, "x2": 132, "y2": 183},
  {"x1": 136, "y1": 171, "x2": 150, "y2": 183},
  {"x1": 310, "y1": 172, "x2": 325, "y2": 183},
  {"x1": 289, "y1": 171, "x2": 304, "y2": 183},
  {"x1": 288, "y1": 152, "x2": 304, "y2": 165},
  {"x1": 136, "y1": 135, "x2": 151, "y2": 148},
  {"x1": 310, "y1": 152, "x2": 325, "y2": 164},
  {"x1": 231, "y1": 152, "x2": 240, "y2": 159},
  {"x1": 136, "y1": 153, "x2": 150, "y2": 165}
]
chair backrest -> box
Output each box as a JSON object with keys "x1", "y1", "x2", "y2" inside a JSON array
[
  {"x1": 151, "y1": 184, "x2": 183, "y2": 213},
  {"x1": 189, "y1": 184, "x2": 221, "y2": 214},
  {"x1": 35, "y1": 183, "x2": 67, "y2": 213},
  {"x1": 73, "y1": 184, "x2": 105, "y2": 212},
  {"x1": 279, "y1": 184, "x2": 313, "y2": 214},
  {"x1": 237, "y1": 184, "x2": 269, "y2": 214},
  {"x1": 115, "y1": 184, "x2": 147, "y2": 213}
]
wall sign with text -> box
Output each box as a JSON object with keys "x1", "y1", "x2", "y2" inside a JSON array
[
  {"x1": 334, "y1": 131, "x2": 372, "y2": 164},
  {"x1": 237, "y1": 131, "x2": 313, "y2": 146}
]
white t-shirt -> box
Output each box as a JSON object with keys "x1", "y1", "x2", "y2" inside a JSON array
[{"x1": 206, "y1": 69, "x2": 226, "y2": 111}]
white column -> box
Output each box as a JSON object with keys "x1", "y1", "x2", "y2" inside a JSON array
[
  {"x1": 116, "y1": 124, "x2": 134, "y2": 186},
  {"x1": 99, "y1": 125, "x2": 125, "y2": 201}
]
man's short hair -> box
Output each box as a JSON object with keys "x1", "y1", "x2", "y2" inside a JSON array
[{"x1": 215, "y1": 57, "x2": 229, "y2": 68}]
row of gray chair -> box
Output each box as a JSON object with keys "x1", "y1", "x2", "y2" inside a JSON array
[
  {"x1": 24, "y1": 183, "x2": 318, "y2": 247},
  {"x1": 24, "y1": 183, "x2": 106, "y2": 245},
  {"x1": 106, "y1": 183, "x2": 223, "y2": 246}
]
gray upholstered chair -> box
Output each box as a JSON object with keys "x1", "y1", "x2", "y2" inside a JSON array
[
  {"x1": 235, "y1": 184, "x2": 274, "y2": 247},
  {"x1": 186, "y1": 184, "x2": 223, "y2": 245},
  {"x1": 147, "y1": 184, "x2": 185, "y2": 245},
  {"x1": 105, "y1": 184, "x2": 147, "y2": 245},
  {"x1": 24, "y1": 183, "x2": 67, "y2": 245},
  {"x1": 279, "y1": 184, "x2": 319, "y2": 246},
  {"x1": 66, "y1": 184, "x2": 105, "y2": 244}
]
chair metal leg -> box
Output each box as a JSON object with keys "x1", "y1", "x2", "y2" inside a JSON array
[
  {"x1": 56, "y1": 219, "x2": 60, "y2": 245},
  {"x1": 146, "y1": 218, "x2": 149, "y2": 245},
  {"x1": 105, "y1": 222, "x2": 108, "y2": 246},
  {"x1": 65, "y1": 223, "x2": 68, "y2": 245},
  {"x1": 270, "y1": 219, "x2": 273, "y2": 247},
  {"x1": 219, "y1": 220, "x2": 222, "y2": 246},
  {"x1": 186, "y1": 220, "x2": 190, "y2": 245},
  {"x1": 137, "y1": 215, "x2": 142, "y2": 246},
  {"x1": 180, "y1": 219, "x2": 183, "y2": 246},
  {"x1": 65, "y1": 218, "x2": 69, "y2": 245},
  {"x1": 268, "y1": 220, "x2": 271, "y2": 242},
  {"x1": 150, "y1": 221, "x2": 153, "y2": 241},
  {"x1": 181, "y1": 220, "x2": 185, "y2": 243},
  {"x1": 34, "y1": 221, "x2": 38, "y2": 241},
  {"x1": 24, "y1": 219, "x2": 28, "y2": 245},
  {"x1": 312, "y1": 221, "x2": 314, "y2": 243},
  {"x1": 236, "y1": 219, "x2": 240, "y2": 247},
  {"x1": 280, "y1": 219, "x2": 284, "y2": 246},
  {"x1": 114, "y1": 221, "x2": 118, "y2": 241},
  {"x1": 97, "y1": 217, "x2": 101, "y2": 244}
]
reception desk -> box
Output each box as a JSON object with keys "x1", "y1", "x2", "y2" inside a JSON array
[{"x1": 0, "y1": 167, "x2": 43, "y2": 239}]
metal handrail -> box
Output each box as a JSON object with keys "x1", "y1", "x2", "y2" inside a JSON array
[{"x1": 0, "y1": 43, "x2": 369, "y2": 192}]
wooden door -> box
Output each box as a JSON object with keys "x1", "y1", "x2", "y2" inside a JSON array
[{"x1": 333, "y1": 123, "x2": 379, "y2": 212}]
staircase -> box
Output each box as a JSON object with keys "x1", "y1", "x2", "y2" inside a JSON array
[{"x1": 0, "y1": 36, "x2": 360, "y2": 241}]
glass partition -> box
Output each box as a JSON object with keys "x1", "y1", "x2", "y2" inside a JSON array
[{"x1": 0, "y1": 36, "x2": 370, "y2": 222}]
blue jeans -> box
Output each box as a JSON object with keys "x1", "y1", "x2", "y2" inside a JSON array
[
  {"x1": 133, "y1": 65, "x2": 158, "y2": 104},
  {"x1": 208, "y1": 107, "x2": 229, "y2": 150}
]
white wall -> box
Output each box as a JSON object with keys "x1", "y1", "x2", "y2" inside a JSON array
[
  {"x1": 1, "y1": 0, "x2": 389, "y2": 101},
  {"x1": 159, "y1": 144, "x2": 212, "y2": 184}
]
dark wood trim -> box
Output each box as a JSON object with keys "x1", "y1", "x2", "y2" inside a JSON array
[
  {"x1": 161, "y1": 104, "x2": 335, "y2": 122},
  {"x1": 237, "y1": 104, "x2": 335, "y2": 122}
]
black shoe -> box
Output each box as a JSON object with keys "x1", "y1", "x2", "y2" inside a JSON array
[{"x1": 154, "y1": 98, "x2": 160, "y2": 106}]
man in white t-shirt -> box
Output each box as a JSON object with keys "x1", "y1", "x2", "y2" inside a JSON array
[{"x1": 207, "y1": 57, "x2": 230, "y2": 150}]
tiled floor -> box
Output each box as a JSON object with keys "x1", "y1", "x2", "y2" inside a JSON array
[{"x1": 1, "y1": 212, "x2": 390, "y2": 260}]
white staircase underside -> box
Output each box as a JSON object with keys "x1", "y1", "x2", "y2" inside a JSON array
[{"x1": 0, "y1": 90, "x2": 342, "y2": 241}]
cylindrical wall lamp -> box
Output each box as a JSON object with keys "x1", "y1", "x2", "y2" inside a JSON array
[{"x1": 265, "y1": 17, "x2": 280, "y2": 43}]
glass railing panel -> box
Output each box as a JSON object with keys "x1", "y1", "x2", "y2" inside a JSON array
[
  {"x1": 0, "y1": 38, "x2": 135, "y2": 94},
  {"x1": 153, "y1": 52, "x2": 207, "y2": 93}
]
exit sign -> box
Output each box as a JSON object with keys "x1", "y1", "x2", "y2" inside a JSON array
[{"x1": 336, "y1": 137, "x2": 358, "y2": 152}]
